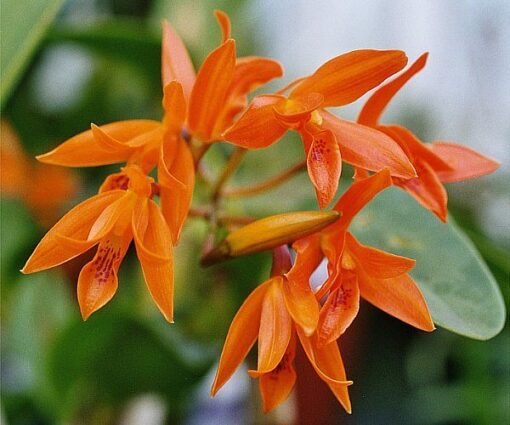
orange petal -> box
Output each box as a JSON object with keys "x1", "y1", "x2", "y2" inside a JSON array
[
  {"x1": 358, "y1": 53, "x2": 429, "y2": 126},
  {"x1": 317, "y1": 271, "x2": 359, "y2": 346},
  {"x1": 345, "y1": 232, "x2": 415, "y2": 278},
  {"x1": 162, "y1": 81, "x2": 187, "y2": 135},
  {"x1": 315, "y1": 231, "x2": 347, "y2": 300},
  {"x1": 36, "y1": 120, "x2": 160, "y2": 167},
  {"x1": 257, "y1": 333, "x2": 297, "y2": 413},
  {"x1": 395, "y1": 161, "x2": 448, "y2": 222},
  {"x1": 214, "y1": 10, "x2": 231, "y2": 43},
  {"x1": 289, "y1": 235, "x2": 323, "y2": 283},
  {"x1": 321, "y1": 111, "x2": 416, "y2": 179},
  {"x1": 187, "y1": 39, "x2": 236, "y2": 142},
  {"x1": 304, "y1": 128, "x2": 341, "y2": 209},
  {"x1": 333, "y1": 169, "x2": 392, "y2": 229},
  {"x1": 358, "y1": 271, "x2": 435, "y2": 332},
  {"x1": 380, "y1": 125, "x2": 452, "y2": 172},
  {"x1": 296, "y1": 328, "x2": 352, "y2": 413},
  {"x1": 256, "y1": 277, "x2": 293, "y2": 373},
  {"x1": 290, "y1": 49, "x2": 408, "y2": 107},
  {"x1": 77, "y1": 232, "x2": 131, "y2": 320},
  {"x1": 161, "y1": 20, "x2": 195, "y2": 100},
  {"x1": 22, "y1": 190, "x2": 125, "y2": 273},
  {"x1": 0, "y1": 120, "x2": 30, "y2": 198},
  {"x1": 430, "y1": 141, "x2": 500, "y2": 183},
  {"x1": 132, "y1": 199, "x2": 174, "y2": 322},
  {"x1": 211, "y1": 280, "x2": 271, "y2": 396},
  {"x1": 282, "y1": 274, "x2": 320, "y2": 336},
  {"x1": 222, "y1": 95, "x2": 287, "y2": 148},
  {"x1": 158, "y1": 137, "x2": 195, "y2": 243},
  {"x1": 213, "y1": 56, "x2": 284, "y2": 133}
]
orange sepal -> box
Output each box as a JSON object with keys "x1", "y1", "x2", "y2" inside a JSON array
[
  {"x1": 22, "y1": 190, "x2": 125, "y2": 273},
  {"x1": 187, "y1": 39, "x2": 236, "y2": 142},
  {"x1": 380, "y1": 125, "x2": 452, "y2": 173},
  {"x1": 430, "y1": 142, "x2": 500, "y2": 183},
  {"x1": 223, "y1": 95, "x2": 287, "y2": 148},
  {"x1": 282, "y1": 274, "x2": 320, "y2": 336},
  {"x1": 255, "y1": 278, "x2": 292, "y2": 373},
  {"x1": 358, "y1": 53, "x2": 429, "y2": 126},
  {"x1": 290, "y1": 49, "x2": 408, "y2": 107},
  {"x1": 162, "y1": 81, "x2": 187, "y2": 136},
  {"x1": 345, "y1": 232, "x2": 415, "y2": 278},
  {"x1": 317, "y1": 271, "x2": 359, "y2": 346},
  {"x1": 303, "y1": 127, "x2": 341, "y2": 209},
  {"x1": 161, "y1": 20, "x2": 195, "y2": 100},
  {"x1": 333, "y1": 169, "x2": 392, "y2": 229},
  {"x1": 211, "y1": 280, "x2": 271, "y2": 396},
  {"x1": 257, "y1": 333, "x2": 297, "y2": 413},
  {"x1": 132, "y1": 199, "x2": 174, "y2": 323},
  {"x1": 158, "y1": 136, "x2": 195, "y2": 243},
  {"x1": 320, "y1": 111, "x2": 416, "y2": 179},
  {"x1": 36, "y1": 120, "x2": 160, "y2": 167},
  {"x1": 77, "y1": 232, "x2": 131, "y2": 320},
  {"x1": 358, "y1": 271, "x2": 435, "y2": 332},
  {"x1": 296, "y1": 328, "x2": 353, "y2": 414},
  {"x1": 395, "y1": 161, "x2": 448, "y2": 222},
  {"x1": 230, "y1": 56, "x2": 284, "y2": 98},
  {"x1": 214, "y1": 10, "x2": 231, "y2": 43}
]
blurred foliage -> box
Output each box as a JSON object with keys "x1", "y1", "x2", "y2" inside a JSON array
[{"x1": 1, "y1": 0, "x2": 508, "y2": 424}]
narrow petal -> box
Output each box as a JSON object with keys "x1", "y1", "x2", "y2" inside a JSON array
[
  {"x1": 321, "y1": 111, "x2": 416, "y2": 179},
  {"x1": 257, "y1": 277, "x2": 293, "y2": 373},
  {"x1": 289, "y1": 235, "x2": 323, "y2": 283},
  {"x1": 304, "y1": 128, "x2": 341, "y2": 209},
  {"x1": 282, "y1": 275, "x2": 320, "y2": 336},
  {"x1": 333, "y1": 169, "x2": 392, "y2": 229},
  {"x1": 345, "y1": 232, "x2": 415, "y2": 278},
  {"x1": 77, "y1": 232, "x2": 131, "y2": 320},
  {"x1": 188, "y1": 39, "x2": 236, "y2": 142},
  {"x1": 162, "y1": 20, "x2": 195, "y2": 100},
  {"x1": 316, "y1": 231, "x2": 347, "y2": 300},
  {"x1": 132, "y1": 199, "x2": 174, "y2": 322},
  {"x1": 296, "y1": 328, "x2": 353, "y2": 413},
  {"x1": 214, "y1": 10, "x2": 231, "y2": 43},
  {"x1": 22, "y1": 190, "x2": 125, "y2": 273},
  {"x1": 430, "y1": 141, "x2": 500, "y2": 183},
  {"x1": 358, "y1": 271, "x2": 435, "y2": 332},
  {"x1": 257, "y1": 333, "x2": 297, "y2": 413},
  {"x1": 395, "y1": 161, "x2": 448, "y2": 222},
  {"x1": 380, "y1": 125, "x2": 452, "y2": 172},
  {"x1": 162, "y1": 81, "x2": 187, "y2": 135},
  {"x1": 223, "y1": 95, "x2": 287, "y2": 148},
  {"x1": 358, "y1": 53, "x2": 429, "y2": 126},
  {"x1": 158, "y1": 137, "x2": 195, "y2": 243},
  {"x1": 317, "y1": 271, "x2": 359, "y2": 346},
  {"x1": 211, "y1": 280, "x2": 271, "y2": 396},
  {"x1": 36, "y1": 120, "x2": 160, "y2": 167},
  {"x1": 290, "y1": 49, "x2": 408, "y2": 107}
]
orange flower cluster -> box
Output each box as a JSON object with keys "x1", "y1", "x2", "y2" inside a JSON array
[{"x1": 21, "y1": 11, "x2": 499, "y2": 413}]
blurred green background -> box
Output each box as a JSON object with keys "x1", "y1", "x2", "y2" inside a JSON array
[{"x1": 1, "y1": 1, "x2": 508, "y2": 424}]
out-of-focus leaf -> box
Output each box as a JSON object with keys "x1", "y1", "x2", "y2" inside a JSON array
[
  {"x1": 46, "y1": 20, "x2": 162, "y2": 88},
  {"x1": 351, "y1": 187, "x2": 506, "y2": 340},
  {"x1": 46, "y1": 312, "x2": 212, "y2": 419},
  {"x1": 0, "y1": 0, "x2": 66, "y2": 108}
]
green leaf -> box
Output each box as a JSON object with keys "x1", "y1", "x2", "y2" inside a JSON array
[
  {"x1": 0, "y1": 0, "x2": 66, "y2": 108},
  {"x1": 351, "y1": 187, "x2": 506, "y2": 340}
]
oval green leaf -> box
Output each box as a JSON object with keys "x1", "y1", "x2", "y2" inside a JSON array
[{"x1": 351, "y1": 187, "x2": 505, "y2": 340}]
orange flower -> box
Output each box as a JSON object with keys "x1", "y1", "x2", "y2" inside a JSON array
[
  {"x1": 291, "y1": 170, "x2": 434, "y2": 346},
  {"x1": 0, "y1": 120, "x2": 79, "y2": 227},
  {"x1": 211, "y1": 246, "x2": 352, "y2": 413},
  {"x1": 224, "y1": 50, "x2": 416, "y2": 208},
  {"x1": 35, "y1": 11, "x2": 282, "y2": 240},
  {"x1": 357, "y1": 53, "x2": 500, "y2": 221},
  {"x1": 22, "y1": 165, "x2": 174, "y2": 322}
]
